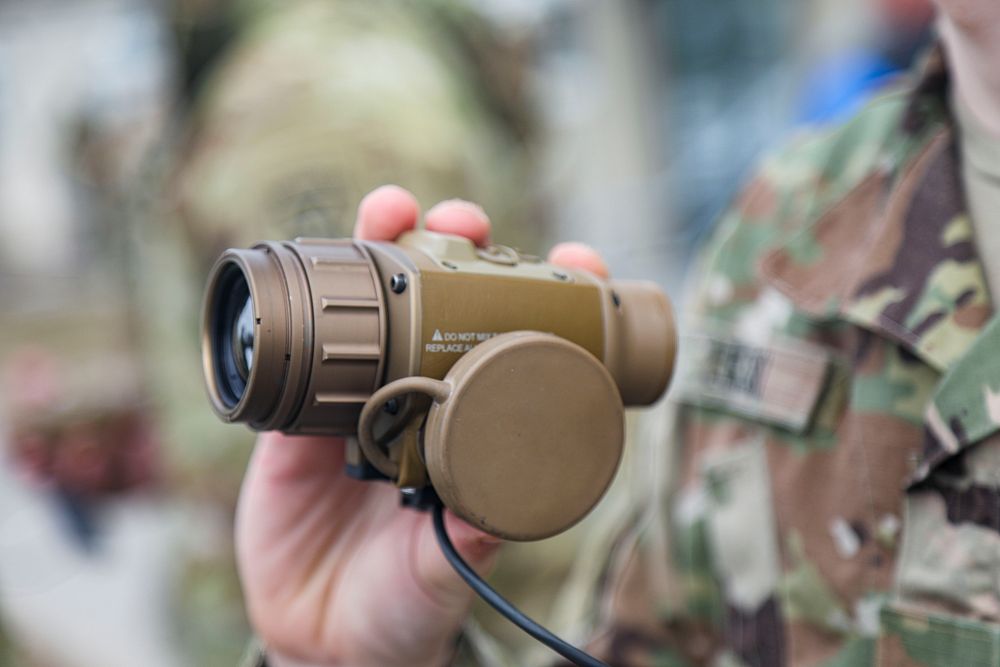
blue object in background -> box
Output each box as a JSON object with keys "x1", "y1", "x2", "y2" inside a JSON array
[{"x1": 798, "y1": 50, "x2": 900, "y2": 125}]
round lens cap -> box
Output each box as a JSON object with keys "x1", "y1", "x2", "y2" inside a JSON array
[{"x1": 424, "y1": 331, "x2": 625, "y2": 541}]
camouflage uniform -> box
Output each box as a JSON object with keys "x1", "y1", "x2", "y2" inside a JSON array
[{"x1": 560, "y1": 45, "x2": 1000, "y2": 666}]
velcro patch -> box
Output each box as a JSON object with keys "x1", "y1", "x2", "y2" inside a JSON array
[{"x1": 677, "y1": 334, "x2": 832, "y2": 432}]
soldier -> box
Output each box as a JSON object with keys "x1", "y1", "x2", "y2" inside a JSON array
[{"x1": 232, "y1": 0, "x2": 1000, "y2": 666}]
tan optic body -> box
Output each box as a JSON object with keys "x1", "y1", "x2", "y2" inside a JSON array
[{"x1": 202, "y1": 230, "x2": 676, "y2": 539}]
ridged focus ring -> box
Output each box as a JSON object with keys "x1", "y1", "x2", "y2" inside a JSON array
[
  {"x1": 284, "y1": 240, "x2": 387, "y2": 434},
  {"x1": 201, "y1": 240, "x2": 386, "y2": 434}
]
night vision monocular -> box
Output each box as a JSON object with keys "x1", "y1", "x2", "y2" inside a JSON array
[
  {"x1": 202, "y1": 229, "x2": 675, "y2": 539},
  {"x1": 201, "y1": 228, "x2": 676, "y2": 665}
]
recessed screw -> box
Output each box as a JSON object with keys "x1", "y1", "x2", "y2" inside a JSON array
[
  {"x1": 611, "y1": 291, "x2": 621, "y2": 307},
  {"x1": 384, "y1": 398, "x2": 400, "y2": 415},
  {"x1": 553, "y1": 271, "x2": 569, "y2": 281},
  {"x1": 442, "y1": 261, "x2": 458, "y2": 270},
  {"x1": 390, "y1": 273, "x2": 407, "y2": 293}
]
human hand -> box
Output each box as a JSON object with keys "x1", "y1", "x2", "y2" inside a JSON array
[{"x1": 235, "y1": 186, "x2": 608, "y2": 667}]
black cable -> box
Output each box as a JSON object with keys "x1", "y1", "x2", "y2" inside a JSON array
[{"x1": 431, "y1": 504, "x2": 609, "y2": 667}]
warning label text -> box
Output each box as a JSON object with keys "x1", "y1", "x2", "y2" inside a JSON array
[{"x1": 425, "y1": 329, "x2": 498, "y2": 354}]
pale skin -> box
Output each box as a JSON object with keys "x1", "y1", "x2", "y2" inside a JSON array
[
  {"x1": 240, "y1": 3, "x2": 1000, "y2": 665},
  {"x1": 237, "y1": 185, "x2": 608, "y2": 667},
  {"x1": 935, "y1": 0, "x2": 1000, "y2": 136}
]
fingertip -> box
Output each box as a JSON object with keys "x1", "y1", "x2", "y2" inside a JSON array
[
  {"x1": 355, "y1": 185, "x2": 420, "y2": 241},
  {"x1": 425, "y1": 199, "x2": 492, "y2": 247},
  {"x1": 548, "y1": 242, "x2": 610, "y2": 279}
]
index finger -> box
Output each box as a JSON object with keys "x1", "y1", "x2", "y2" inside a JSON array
[
  {"x1": 548, "y1": 242, "x2": 610, "y2": 279},
  {"x1": 354, "y1": 185, "x2": 421, "y2": 241}
]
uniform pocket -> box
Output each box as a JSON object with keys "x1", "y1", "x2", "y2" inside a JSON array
[{"x1": 703, "y1": 437, "x2": 782, "y2": 612}]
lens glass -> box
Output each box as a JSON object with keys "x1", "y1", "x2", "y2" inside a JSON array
[
  {"x1": 211, "y1": 265, "x2": 254, "y2": 409},
  {"x1": 232, "y1": 295, "x2": 254, "y2": 381}
]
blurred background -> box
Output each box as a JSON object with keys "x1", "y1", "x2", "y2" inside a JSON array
[{"x1": 0, "y1": 0, "x2": 932, "y2": 665}]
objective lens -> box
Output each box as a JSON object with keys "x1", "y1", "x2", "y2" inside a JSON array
[
  {"x1": 232, "y1": 295, "x2": 254, "y2": 381},
  {"x1": 202, "y1": 240, "x2": 388, "y2": 432},
  {"x1": 211, "y1": 264, "x2": 253, "y2": 409}
]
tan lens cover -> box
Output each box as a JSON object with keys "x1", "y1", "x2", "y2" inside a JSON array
[{"x1": 424, "y1": 331, "x2": 625, "y2": 541}]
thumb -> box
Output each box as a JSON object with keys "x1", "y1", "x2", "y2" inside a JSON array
[{"x1": 411, "y1": 509, "x2": 503, "y2": 611}]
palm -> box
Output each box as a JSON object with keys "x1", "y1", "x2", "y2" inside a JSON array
[
  {"x1": 231, "y1": 186, "x2": 609, "y2": 666},
  {"x1": 237, "y1": 435, "x2": 474, "y2": 666}
]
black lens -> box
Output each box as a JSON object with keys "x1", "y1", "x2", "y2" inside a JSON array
[
  {"x1": 232, "y1": 295, "x2": 254, "y2": 381},
  {"x1": 212, "y1": 264, "x2": 254, "y2": 409}
]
